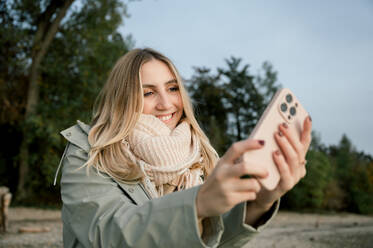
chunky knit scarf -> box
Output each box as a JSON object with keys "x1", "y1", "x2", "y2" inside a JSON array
[{"x1": 122, "y1": 114, "x2": 203, "y2": 198}]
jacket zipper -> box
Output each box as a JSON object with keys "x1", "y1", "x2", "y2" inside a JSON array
[{"x1": 139, "y1": 180, "x2": 152, "y2": 200}]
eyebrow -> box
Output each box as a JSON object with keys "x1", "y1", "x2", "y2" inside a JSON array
[{"x1": 142, "y1": 79, "x2": 178, "y2": 88}]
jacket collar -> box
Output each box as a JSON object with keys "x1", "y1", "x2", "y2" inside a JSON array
[
  {"x1": 58, "y1": 120, "x2": 151, "y2": 203},
  {"x1": 60, "y1": 120, "x2": 91, "y2": 153}
]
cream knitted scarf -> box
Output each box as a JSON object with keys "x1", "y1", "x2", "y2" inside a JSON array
[{"x1": 122, "y1": 114, "x2": 203, "y2": 198}]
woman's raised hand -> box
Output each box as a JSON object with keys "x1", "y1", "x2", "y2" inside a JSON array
[
  {"x1": 196, "y1": 139, "x2": 268, "y2": 218},
  {"x1": 196, "y1": 116, "x2": 312, "y2": 220},
  {"x1": 250, "y1": 116, "x2": 313, "y2": 210}
]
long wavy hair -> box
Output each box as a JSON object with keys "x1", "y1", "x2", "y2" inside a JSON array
[{"x1": 86, "y1": 48, "x2": 218, "y2": 182}]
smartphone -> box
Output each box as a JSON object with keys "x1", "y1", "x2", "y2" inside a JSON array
[{"x1": 242, "y1": 88, "x2": 309, "y2": 190}]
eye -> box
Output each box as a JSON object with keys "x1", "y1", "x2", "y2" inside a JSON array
[
  {"x1": 169, "y1": 86, "x2": 179, "y2": 92},
  {"x1": 144, "y1": 91, "x2": 153, "y2": 97}
]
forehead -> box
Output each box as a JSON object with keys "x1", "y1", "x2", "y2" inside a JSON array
[{"x1": 140, "y1": 59, "x2": 175, "y2": 86}]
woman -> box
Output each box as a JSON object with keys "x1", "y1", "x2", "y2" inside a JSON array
[{"x1": 57, "y1": 48, "x2": 312, "y2": 247}]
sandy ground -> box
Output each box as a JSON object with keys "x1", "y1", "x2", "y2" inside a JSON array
[
  {"x1": 245, "y1": 211, "x2": 373, "y2": 248},
  {"x1": 0, "y1": 207, "x2": 373, "y2": 247}
]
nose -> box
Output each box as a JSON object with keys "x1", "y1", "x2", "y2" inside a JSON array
[{"x1": 156, "y1": 92, "x2": 172, "y2": 110}]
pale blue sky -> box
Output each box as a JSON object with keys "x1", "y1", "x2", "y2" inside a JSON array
[{"x1": 120, "y1": 0, "x2": 373, "y2": 155}]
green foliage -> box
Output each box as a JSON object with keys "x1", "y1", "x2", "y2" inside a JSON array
[
  {"x1": 218, "y1": 58, "x2": 279, "y2": 140},
  {"x1": 349, "y1": 162, "x2": 373, "y2": 214},
  {"x1": 283, "y1": 149, "x2": 332, "y2": 210},
  {"x1": 0, "y1": 0, "x2": 132, "y2": 204},
  {"x1": 188, "y1": 61, "x2": 373, "y2": 215},
  {"x1": 187, "y1": 58, "x2": 280, "y2": 155},
  {"x1": 280, "y1": 133, "x2": 373, "y2": 214},
  {"x1": 330, "y1": 135, "x2": 373, "y2": 214},
  {"x1": 0, "y1": 1, "x2": 29, "y2": 123},
  {"x1": 187, "y1": 67, "x2": 230, "y2": 155},
  {"x1": 285, "y1": 133, "x2": 373, "y2": 214}
]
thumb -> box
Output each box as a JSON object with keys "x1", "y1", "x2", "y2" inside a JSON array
[{"x1": 222, "y1": 139, "x2": 264, "y2": 163}]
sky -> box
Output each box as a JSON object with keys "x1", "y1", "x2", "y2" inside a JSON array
[{"x1": 119, "y1": 0, "x2": 373, "y2": 155}]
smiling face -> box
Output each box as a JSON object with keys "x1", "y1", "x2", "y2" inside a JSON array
[{"x1": 140, "y1": 59, "x2": 184, "y2": 130}]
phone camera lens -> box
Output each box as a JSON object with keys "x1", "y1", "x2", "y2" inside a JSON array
[
  {"x1": 290, "y1": 106, "x2": 296, "y2": 116},
  {"x1": 286, "y1": 94, "x2": 293, "y2": 103},
  {"x1": 281, "y1": 103, "x2": 287, "y2": 112}
]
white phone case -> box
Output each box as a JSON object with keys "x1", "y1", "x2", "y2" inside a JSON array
[{"x1": 242, "y1": 88, "x2": 309, "y2": 190}]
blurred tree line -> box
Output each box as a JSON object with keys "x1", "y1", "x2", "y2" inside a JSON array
[
  {"x1": 187, "y1": 62, "x2": 373, "y2": 215},
  {"x1": 0, "y1": 0, "x2": 132, "y2": 204},
  {"x1": 1, "y1": 0, "x2": 372, "y2": 214}
]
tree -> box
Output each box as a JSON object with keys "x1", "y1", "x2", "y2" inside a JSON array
[
  {"x1": 333, "y1": 135, "x2": 373, "y2": 213},
  {"x1": 0, "y1": 0, "x2": 132, "y2": 203},
  {"x1": 188, "y1": 58, "x2": 280, "y2": 154},
  {"x1": 26, "y1": 0, "x2": 76, "y2": 201},
  {"x1": 322, "y1": 134, "x2": 373, "y2": 213},
  {"x1": 218, "y1": 57, "x2": 260, "y2": 140},
  {"x1": 283, "y1": 149, "x2": 332, "y2": 210},
  {"x1": 255, "y1": 62, "x2": 279, "y2": 105},
  {"x1": 186, "y1": 67, "x2": 230, "y2": 155},
  {"x1": 1, "y1": 0, "x2": 76, "y2": 200},
  {"x1": 218, "y1": 58, "x2": 280, "y2": 141}
]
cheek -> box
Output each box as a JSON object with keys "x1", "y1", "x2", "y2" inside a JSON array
[
  {"x1": 142, "y1": 99, "x2": 153, "y2": 114},
  {"x1": 176, "y1": 94, "x2": 183, "y2": 110}
]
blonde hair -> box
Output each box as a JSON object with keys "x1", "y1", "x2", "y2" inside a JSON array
[{"x1": 86, "y1": 48, "x2": 218, "y2": 182}]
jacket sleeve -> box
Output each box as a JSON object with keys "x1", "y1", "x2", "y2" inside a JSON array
[
  {"x1": 218, "y1": 199, "x2": 280, "y2": 248},
  {"x1": 60, "y1": 142, "x2": 224, "y2": 248}
]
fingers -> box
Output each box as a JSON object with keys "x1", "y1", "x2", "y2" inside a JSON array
[
  {"x1": 232, "y1": 178, "x2": 261, "y2": 193},
  {"x1": 301, "y1": 116, "x2": 312, "y2": 149},
  {"x1": 274, "y1": 131, "x2": 298, "y2": 168},
  {"x1": 227, "y1": 160, "x2": 269, "y2": 179},
  {"x1": 222, "y1": 139, "x2": 264, "y2": 163},
  {"x1": 226, "y1": 191, "x2": 258, "y2": 204},
  {"x1": 279, "y1": 122, "x2": 303, "y2": 158},
  {"x1": 277, "y1": 116, "x2": 312, "y2": 163},
  {"x1": 237, "y1": 191, "x2": 257, "y2": 201},
  {"x1": 273, "y1": 150, "x2": 294, "y2": 191},
  {"x1": 273, "y1": 148, "x2": 307, "y2": 191}
]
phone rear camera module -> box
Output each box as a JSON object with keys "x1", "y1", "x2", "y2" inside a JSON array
[
  {"x1": 286, "y1": 94, "x2": 293, "y2": 103},
  {"x1": 290, "y1": 106, "x2": 296, "y2": 116},
  {"x1": 281, "y1": 103, "x2": 287, "y2": 112}
]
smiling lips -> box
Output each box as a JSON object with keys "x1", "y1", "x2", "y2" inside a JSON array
[{"x1": 157, "y1": 113, "x2": 173, "y2": 122}]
